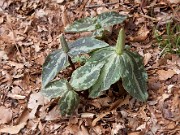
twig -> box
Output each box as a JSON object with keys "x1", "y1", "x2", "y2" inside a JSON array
[
  {"x1": 85, "y1": 2, "x2": 118, "y2": 8},
  {"x1": 140, "y1": 13, "x2": 158, "y2": 21}
]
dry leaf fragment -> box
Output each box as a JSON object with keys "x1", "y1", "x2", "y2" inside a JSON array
[
  {"x1": 0, "y1": 50, "x2": 8, "y2": 60},
  {"x1": 167, "y1": 0, "x2": 180, "y2": 4},
  {"x1": 144, "y1": 53, "x2": 151, "y2": 65},
  {"x1": 0, "y1": 106, "x2": 12, "y2": 124},
  {"x1": 7, "y1": 93, "x2": 26, "y2": 100},
  {"x1": 92, "y1": 96, "x2": 129, "y2": 126},
  {"x1": 0, "y1": 122, "x2": 26, "y2": 134},
  {"x1": 80, "y1": 113, "x2": 95, "y2": 118},
  {"x1": 45, "y1": 106, "x2": 61, "y2": 121},
  {"x1": 129, "y1": 131, "x2": 144, "y2": 135},
  {"x1": 77, "y1": 125, "x2": 90, "y2": 135},
  {"x1": 28, "y1": 92, "x2": 48, "y2": 119},
  {"x1": 111, "y1": 123, "x2": 124, "y2": 135},
  {"x1": 129, "y1": 25, "x2": 150, "y2": 42},
  {"x1": 56, "y1": 0, "x2": 65, "y2": 4},
  {"x1": 157, "y1": 69, "x2": 176, "y2": 80}
]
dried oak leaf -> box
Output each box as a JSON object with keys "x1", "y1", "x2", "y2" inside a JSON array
[
  {"x1": 157, "y1": 69, "x2": 176, "y2": 81},
  {"x1": 0, "y1": 106, "x2": 12, "y2": 124}
]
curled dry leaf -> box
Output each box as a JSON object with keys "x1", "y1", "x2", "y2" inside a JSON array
[
  {"x1": 0, "y1": 106, "x2": 12, "y2": 124},
  {"x1": 143, "y1": 53, "x2": 152, "y2": 66},
  {"x1": 129, "y1": 25, "x2": 150, "y2": 42},
  {"x1": 157, "y1": 69, "x2": 176, "y2": 81}
]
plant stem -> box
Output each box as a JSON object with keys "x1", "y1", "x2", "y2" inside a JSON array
[
  {"x1": 60, "y1": 34, "x2": 75, "y2": 70},
  {"x1": 66, "y1": 81, "x2": 74, "y2": 91},
  {"x1": 115, "y1": 28, "x2": 125, "y2": 55},
  {"x1": 60, "y1": 34, "x2": 69, "y2": 53},
  {"x1": 68, "y1": 56, "x2": 75, "y2": 70}
]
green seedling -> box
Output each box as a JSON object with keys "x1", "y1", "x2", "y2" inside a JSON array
[
  {"x1": 154, "y1": 22, "x2": 180, "y2": 56},
  {"x1": 65, "y1": 11, "x2": 127, "y2": 38}
]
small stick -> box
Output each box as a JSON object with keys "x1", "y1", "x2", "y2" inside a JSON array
[
  {"x1": 140, "y1": 13, "x2": 158, "y2": 21},
  {"x1": 85, "y1": 2, "x2": 118, "y2": 8}
]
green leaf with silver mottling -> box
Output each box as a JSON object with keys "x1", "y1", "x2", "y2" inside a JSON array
[
  {"x1": 88, "y1": 47, "x2": 123, "y2": 98},
  {"x1": 58, "y1": 90, "x2": 80, "y2": 116},
  {"x1": 41, "y1": 79, "x2": 68, "y2": 99},
  {"x1": 65, "y1": 17, "x2": 98, "y2": 33},
  {"x1": 68, "y1": 37, "x2": 109, "y2": 56},
  {"x1": 121, "y1": 51, "x2": 148, "y2": 101},
  {"x1": 92, "y1": 28, "x2": 104, "y2": 39},
  {"x1": 87, "y1": 45, "x2": 148, "y2": 100},
  {"x1": 88, "y1": 46, "x2": 115, "y2": 62},
  {"x1": 42, "y1": 50, "x2": 69, "y2": 87},
  {"x1": 70, "y1": 61, "x2": 105, "y2": 91},
  {"x1": 65, "y1": 12, "x2": 127, "y2": 34},
  {"x1": 97, "y1": 11, "x2": 127, "y2": 27}
]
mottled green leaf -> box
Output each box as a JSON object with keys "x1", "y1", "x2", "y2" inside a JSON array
[
  {"x1": 87, "y1": 46, "x2": 148, "y2": 100},
  {"x1": 65, "y1": 17, "x2": 97, "y2": 32},
  {"x1": 88, "y1": 46, "x2": 115, "y2": 62},
  {"x1": 125, "y1": 51, "x2": 148, "y2": 80},
  {"x1": 97, "y1": 11, "x2": 127, "y2": 27},
  {"x1": 88, "y1": 47, "x2": 123, "y2": 98},
  {"x1": 41, "y1": 79, "x2": 68, "y2": 99},
  {"x1": 121, "y1": 51, "x2": 148, "y2": 101},
  {"x1": 70, "y1": 62, "x2": 105, "y2": 91},
  {"x1": 42, "y1": 50, "x2": 69, "y2": 87},
  {"x1": 58, "y1": 90, "x2": 80, "y2": 116},
  {"x1": 68, "y1": 37, "x2": 109, "y2": 56},
  {"x1": 92, "y1": 28, "x2": 104, "y2": 38},
  {"x1": 65, "y1": 12, "x2": 127, "y2": 34}
]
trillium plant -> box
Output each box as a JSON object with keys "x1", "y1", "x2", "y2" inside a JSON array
[
  {"x1": 65, "y1": 11, "x2": 127, "y2": 38},
  {"x1": 42, "y1": 28, "x2": 148, "y2": 116},
  {"x1": 41, "y1": 12, "x2": 148, "y2": 116}
]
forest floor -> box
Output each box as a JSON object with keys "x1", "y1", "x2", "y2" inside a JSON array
[{"x1": 0, "y1": 0, "x2": 180, "y2": 135}]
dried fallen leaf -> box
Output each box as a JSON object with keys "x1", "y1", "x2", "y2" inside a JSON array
[
  {"x1": 129, "y1": 25, "x2": 150, "y2": 42},
  {"x1": 111, "y1": 123, "x2": 124, "y2": 135},
  {"x1": 45, "y1": 106, "x2": 61, "y2": 121},
  {"x1": 28, "y1": 92, "x2": 48, "y2": 119},
  {"x1": 167, "y1": 0, "x2": 180, "y2": 4},
  {"x1": 128, "y1": 131, "x2": 144, "y2": 135},
  {"x1": 77, "y1": 125, "x2": 89, "y2": 135},
  {"x1": 0, "y1": 50, "x2": 8, "y2": 60},
  {"x1": 0, "y1": 122, "x2": 26, "y2": 134},
  {"x1": 144, "y1": 53, "x2": 151, "y2": 65},
  {"x1": 157, "y1": 69, "x2": 176, "y2": 80},
  {"x1": 0, "y1": 106, "x2": 12, "y2": 124},
  {"x1": 92, "y1": 96, "x2": 129, "y2": 126}
]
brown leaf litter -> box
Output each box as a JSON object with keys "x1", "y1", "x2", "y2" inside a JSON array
[{"x1": 0, "y1": 0, "x2": 180, "y2": 134}]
